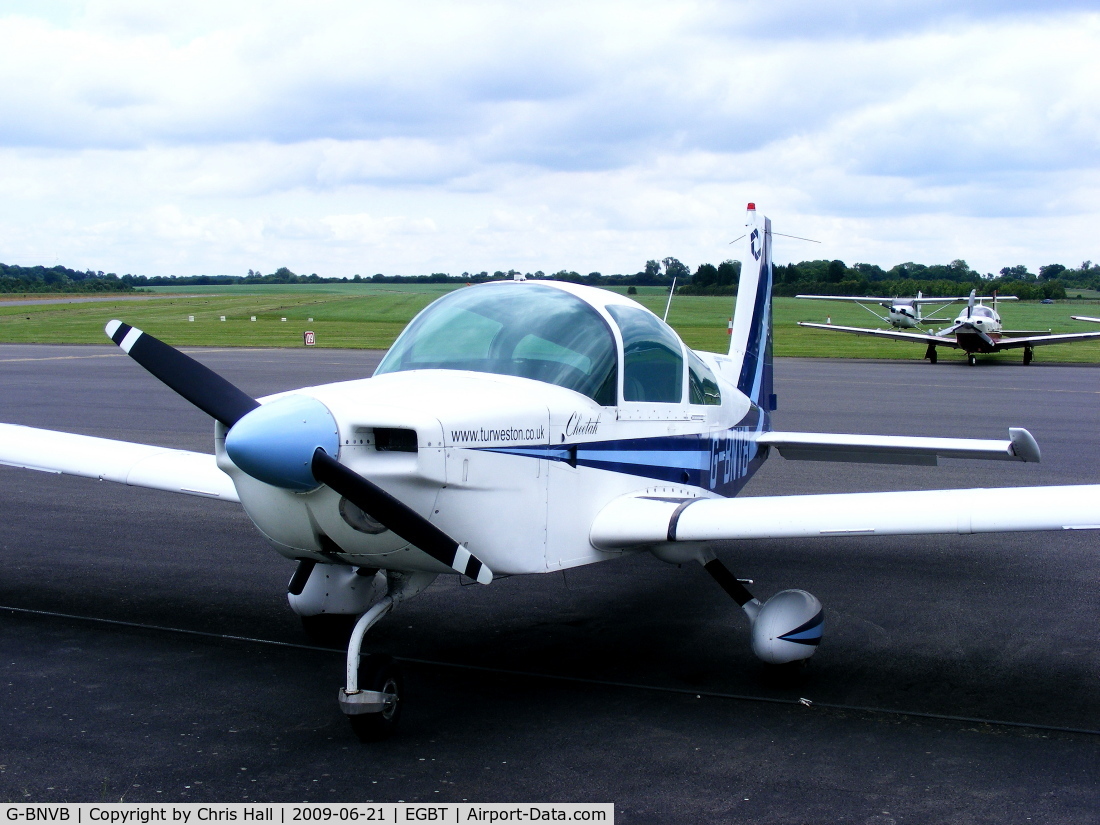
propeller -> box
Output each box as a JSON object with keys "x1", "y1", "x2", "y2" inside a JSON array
[
  {"x1": 107, "y1": 321, "x2": 257, "y2": 427},
  {"x1": 104, "y1": 320, "x2": 492, "y2": 584}
]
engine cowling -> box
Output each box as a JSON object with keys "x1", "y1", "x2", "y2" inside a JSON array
[{"x1": 750, "y1": 589, "x2": 824, "y2": 664}]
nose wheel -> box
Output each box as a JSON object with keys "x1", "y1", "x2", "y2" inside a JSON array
[
  {"x1": 346, "y1": 654, "x2": 404, "y2": 742},
  {"x1": 967, "y1": 353, "x2": 977, "y2": 366}
]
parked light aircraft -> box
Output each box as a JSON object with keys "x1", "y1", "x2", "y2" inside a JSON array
[
  {"x1": 3, "y1": 204, "x2": 1100, "y2": 741},
  {"x1": 795, "y1": 291, "x2": 972, "y2": 329},
  {"x1": 799, "y1": 290, "x2": 1100, "y2": 365}
]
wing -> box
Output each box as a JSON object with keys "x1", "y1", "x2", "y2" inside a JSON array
[
  {"x1": 0, "y1": 423, "x2": 239, "y2": 501},
  {"x1": 758, "y1": 428, "x2": 1039, "y2": 465},
  {"x1": 796, "y1": 322, "x2": 961, "y2": 348},
  {"x1": 989, "y1": 331, "x2": 1100, "y2": 350},
  {"x1": 795, "y1": 295, "x2": 1005, "y2": 305},
  {"x1": 1071, "y1": 316, "x2": 1100, "y2": 323},
  {"x1": 590, "y1": 485, "x2": 1100, "y2": 549},
  {"x1": 795, "y1": 295, "x2": 894, "y2": 304}
]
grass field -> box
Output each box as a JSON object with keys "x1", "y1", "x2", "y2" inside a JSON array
[{"x1": 2, "y1": 284, "x2": 1100, "y2": 363}]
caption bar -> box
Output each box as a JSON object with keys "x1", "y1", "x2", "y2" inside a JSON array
[{"x1": 1, "y1": 805, "x2": 613, "y2": 825}]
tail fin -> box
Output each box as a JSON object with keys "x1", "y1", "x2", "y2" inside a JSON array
[{"x1": 727, "y1": 203, "x2": 776, "y2": 411}]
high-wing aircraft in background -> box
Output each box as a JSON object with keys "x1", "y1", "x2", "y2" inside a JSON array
[
  {"x1": 2, "y1": 204, "x2": 1099, "y2": 741},
  {"x1": 799, "y1": 290, "x2": 1100, "y2": 365},
  {"x1": 795, "y1": 291, "x2": 976, "y2": 330}
]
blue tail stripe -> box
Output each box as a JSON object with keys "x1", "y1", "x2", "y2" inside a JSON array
[
  {"x1": 735, "y1": 217, "x2": 774, "y2": 411},
  {"x1": 736, "y1": 255, "x2": 771, "y2": 399}
]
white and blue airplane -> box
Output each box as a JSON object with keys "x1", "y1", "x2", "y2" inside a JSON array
[
  {"x1": 800, "y1": 290, "x2": 1100, "y2": 365},
  {"x1": 2, "y1": 204, "x2": 1099, "y2": 741},
  {"x1": 795, "y1": 291, "x2": 967, "y2": 329}
]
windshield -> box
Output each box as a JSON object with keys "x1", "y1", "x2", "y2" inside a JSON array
[{"x1": 375, "y1": 283, "x2": 618, "y2": 405}]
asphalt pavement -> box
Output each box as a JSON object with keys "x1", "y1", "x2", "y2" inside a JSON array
[{"x1": 1, "y1": 344, "x2": 1098, "y2": 822}]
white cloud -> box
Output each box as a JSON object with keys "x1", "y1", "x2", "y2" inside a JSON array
[{"x1": 0, "y1": 1, "x2": 1097, "y2": 276}]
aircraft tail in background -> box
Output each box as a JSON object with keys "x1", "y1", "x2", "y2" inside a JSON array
[{"x1": 727, "y1": 203, "x2": 776, "y2": 411}]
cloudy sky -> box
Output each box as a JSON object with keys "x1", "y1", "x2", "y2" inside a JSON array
[{"x1": 1, "y1": 1, "x2": 1097, "y2": 277}]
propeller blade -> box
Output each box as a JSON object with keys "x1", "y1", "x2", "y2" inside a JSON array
[
  {"x1": 106, "y1": 321, "x2": 258, "y2": 427},
  {"x1": 106, "y1": 321, "x2": 491, "y2": 583},
  {"x1": 311, "y1": 448, "x2": 493, "y2": 584}
]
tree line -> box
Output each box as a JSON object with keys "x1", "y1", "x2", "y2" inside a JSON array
[
  {"x1": 765, "y1": 259, "x2": 1100, "y2": 301},
  {"x1": 3, "y1": 257, "x2": 1098, "y2": 300},
  {"x1": 112, "y1": 261, "x2": 696, "y2": 289},
  {"x1": 0, "y1": 263, "x2": 134, "y2": 294},
  {"x1": 679, "y1": 258, "x2": 1100, "y2": 300}
]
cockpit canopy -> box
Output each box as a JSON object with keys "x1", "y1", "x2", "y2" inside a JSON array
[
  {"x1": 376, "y1": 283, "x2": 619, "y2": 404},
  {"x1": 375, "y1": 282, "x2": 721, "y2": 407}
]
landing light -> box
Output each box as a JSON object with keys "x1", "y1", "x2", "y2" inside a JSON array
[{"x1": 340, "y1": 498, "x2": 389, "y2": 534}]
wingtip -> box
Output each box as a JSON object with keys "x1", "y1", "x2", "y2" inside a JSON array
[{"x1": 1009, "y1": 428, "x2": 1041, "y2": 463}]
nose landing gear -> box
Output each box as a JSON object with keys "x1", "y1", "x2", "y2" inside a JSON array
[{"x1": 309, "y1": 568, "x2": 437, "y2": 741}]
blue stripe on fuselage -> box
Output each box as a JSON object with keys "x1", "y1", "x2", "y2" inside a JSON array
[{"x1": 479, "y1": 406, "x2": 771, "y2": 497}]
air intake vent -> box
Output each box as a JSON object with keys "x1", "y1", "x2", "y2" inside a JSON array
[{"x1": 374, "y1": 428, "x2": 418, "y2": 452}]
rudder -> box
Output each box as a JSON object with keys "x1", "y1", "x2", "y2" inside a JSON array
[{"x1": 727, "y1": 203, "x2": 775, "y2": 411}]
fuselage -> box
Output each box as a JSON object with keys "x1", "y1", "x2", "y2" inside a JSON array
[
  {"x1": 945, "y1": 304, "x2": 1003, "y2": 352},
  {"x1": 887, "y1": 301, "x2": 920, "y2": 328},
  {"x1": 216, "y1": 280, "x2": 771, "y2": 578}
]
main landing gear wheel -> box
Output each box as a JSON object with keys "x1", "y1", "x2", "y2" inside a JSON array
[
  {"x1": 925, "y1": 344, "x2": 937, "y2": 364},
  {"x1": 348, "y1": 654, "x2": 404, "y2": 742},
  {"x1": 1023, "y1": 346, "x2": 1033, "y2": 366},
  {"x1": 701, "y1": 557, "x2": 824, "y2": 667},
  {"x1": 967, "y1": 353, "x2": 977, "y2": 366}
]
